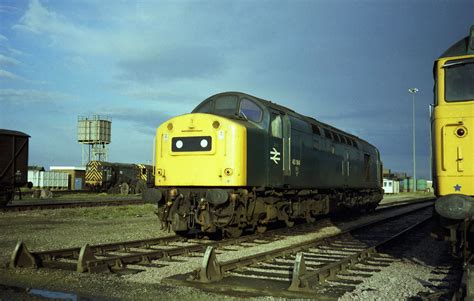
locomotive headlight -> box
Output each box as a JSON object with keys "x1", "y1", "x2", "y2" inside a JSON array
[
  {"x1": 175, "y1": 140, "x2": 184, "y2": 149},
  {"x1": 167, "y1": 123, "x2": 173, "y2": 131},
  {"x1": 455, "y1": 126, "x2": 467, "y2": 138},
  {"x1": 212, "y1": 121, "x2": 220, "y2": 129},
  {"x1": 200, "y1": 139, "x2": 209, "y2": 148}
]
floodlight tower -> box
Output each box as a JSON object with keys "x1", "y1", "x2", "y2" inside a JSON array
[
  {"x1": 408, "y1": 88, "x2": 418, "y2": 192},
  {"x1": 77, "y1": 115, "x2": 111, "y2": 166}
]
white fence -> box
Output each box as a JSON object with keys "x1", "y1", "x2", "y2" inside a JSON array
[{"x1": 28, "y1": 170, "x2": 69, "y2": 189}]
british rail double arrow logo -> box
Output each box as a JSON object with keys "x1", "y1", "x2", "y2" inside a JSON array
[{"x1": 270, "y1": 147, "x2": 281, "y2": 164}]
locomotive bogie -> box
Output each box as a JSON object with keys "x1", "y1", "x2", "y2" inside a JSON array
[{"x1": 156, "y1": 186, "x2": 382, "y2": 237}]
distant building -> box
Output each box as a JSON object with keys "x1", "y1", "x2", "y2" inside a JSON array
[
  {"x1": 50, "y1": 166, "x2": 86, "y2": 190},
  {"x1": 383, "y1": 178, "x2": 400, "y2": 194}
]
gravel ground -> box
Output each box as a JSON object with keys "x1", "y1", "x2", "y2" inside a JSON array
[
  {"x1": 0, "y1": 193, "x2": 456, "y2": 300},
  {"x1": 337, "y1": 220, "x2": 459, "y2": 300}
]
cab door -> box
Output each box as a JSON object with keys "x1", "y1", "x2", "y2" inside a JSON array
[{"x1": 268, "y1": 110, "x2": 290, "y2": 187}]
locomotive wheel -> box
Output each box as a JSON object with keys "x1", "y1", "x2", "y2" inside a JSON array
[
  {"x1": 135, "y1": 180, "x2": 146, "y2": 194},
  {"x1": 223, "y1": 227, "x2": 243, "y2": 238},
  {"x1": 120, "y1": 182, "x2": 130, "y2": 195},
  {"x1": 256, "y1": 225, "x2": 267, "y2": 234}
]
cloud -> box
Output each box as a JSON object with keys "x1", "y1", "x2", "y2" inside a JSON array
[
  {"x1": 0, "y1": 69, "x2": 21, "y2": 80},
  {"x1": 0, "y1": 4, "x2": 19, "y2": 14},
  {"x1": 14, "y1": 0, "x2": 68, "y2": 35},
  {"x1": 93, "y1": 107, "x2": 172, "y2": 137},
  {"x1": 0, "y1": 88, "x2": 74, "y2": 103},
  {"x1": 99, "y1": 107, "x2": 172, "y2": 131},
  {"x1": 0, "y1": 34, "x2": 7, "y2": 43},
  {"x1": 0, "y1": 54, "x2": 20, "y2": 66},
  {"x1": 13, "y1": 0, "x2": 111, "y2": 55},
  {"x1": 117, "y1": 46, "x2": 227, "y2": 82}
]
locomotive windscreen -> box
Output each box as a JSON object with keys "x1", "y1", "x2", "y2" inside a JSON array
[{"x1": 444, "y1": 59, "x2": 474, "y2": 102}]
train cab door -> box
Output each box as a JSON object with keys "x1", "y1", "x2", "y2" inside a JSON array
[{"x1": 268, "y1": 110, "x2": 290, "y2": 187}]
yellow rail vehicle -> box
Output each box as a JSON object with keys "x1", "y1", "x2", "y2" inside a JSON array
[
  {"x1": 156, "y1": 114, "x2": 247, "y2": 187},
  {"x1": 433, "y1": 26, "x2": 474, "y2": 220}
]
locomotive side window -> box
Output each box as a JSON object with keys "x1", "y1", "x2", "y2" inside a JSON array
[
  {"x1": 324, "y1": 129, "x2": 333, "y2": 140},
  {"x1": 311, "y1": 124, "x2": 321, "y2": 135},
  {"x1": 239, "y1": 98, "x2": 263, "y2": 122},
  {"x1": 270, "y1": 113, "x2": 283, "y2": 138}
]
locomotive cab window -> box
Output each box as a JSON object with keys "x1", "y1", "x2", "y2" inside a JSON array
[
  {"x1": 444, "y1": 59, "x2": 474, "y2": 102},
  {"x1": 239, "y1": 98, "x2": 263, "y2": 122},
  {"x1": 194, "y1": 100, "x2": 213, "y2": 113},
  {"x1": 214, "y1": 95, "x2": 239, "y2": 116},
  {"x1": 270, "y1": 113, "x2": 283, "y2": 138}
]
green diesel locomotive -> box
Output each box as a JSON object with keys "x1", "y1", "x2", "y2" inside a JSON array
[{"x1": 151, "y1": 92, "x2": 383, "y2": 237}]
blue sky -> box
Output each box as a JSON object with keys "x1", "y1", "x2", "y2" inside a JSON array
[{"x1": 0, "y1": 0, "x2": 472, "y2": 179}]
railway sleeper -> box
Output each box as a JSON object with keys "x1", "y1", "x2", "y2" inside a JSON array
[
  {"x1": 288, "y1": 248, "x2": 377, "y2": 292},
  {"x1": 10, "y1": 241, "x2": 39, "y2": 269}
]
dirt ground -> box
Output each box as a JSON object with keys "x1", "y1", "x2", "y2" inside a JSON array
[{"x1": 0, "y1": 192, "x2": 434, "y2": 300}]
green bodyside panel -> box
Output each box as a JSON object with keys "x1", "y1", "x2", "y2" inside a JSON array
[{"x1": 246, "y1": 127, "x2": 267, "y2": 187}]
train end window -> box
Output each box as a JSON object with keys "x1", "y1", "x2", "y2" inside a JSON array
[
  {"x1": 214, "y1": 95, "x2": 239, "y2": 116},
  {"x1": 240, "y1": 98, "x2": 263, "y2": 122},
  {"x1": 194, "y1": 100, "x2": 213, "y2": 113}
]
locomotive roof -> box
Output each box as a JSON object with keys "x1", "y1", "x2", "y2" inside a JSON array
[
  {"x1": 440, "y1": 25, "x2": 474, "y2": 58},
  {"x1": 0, "y1": 129, "x2": 30, "y2": 137},
  {"x1": 203, "y1": 91, "x2": 372, "y2": 147}
]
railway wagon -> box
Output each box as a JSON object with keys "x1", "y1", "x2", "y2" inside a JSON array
[
  {"x1": 432, "y1": 26, "x2": 474, "y2": 297},
  {"x1": 150, "y1": 92, "x2": 383, "y2": 237},
  {"x1": 0, "y1": 129, "x2": 31, "y2": 206},
  {"x1": 85, "y1": 161, "x2": 154, "y2": 194}
]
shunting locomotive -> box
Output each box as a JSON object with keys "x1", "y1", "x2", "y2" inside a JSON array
[
  {"x1": 432, "y1": 26, "x2": 474, "y2": 247},
  {"x1": 85, "y1": 161, "x2": 154, "y2": 194},
  {"x1": 149, "y1": 92, "x2": 383, "y2": 237}
]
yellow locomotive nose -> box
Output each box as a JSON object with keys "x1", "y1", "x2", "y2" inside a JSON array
[{"x1": 155, "y1": 113, "x2": 247, "y2": 187}]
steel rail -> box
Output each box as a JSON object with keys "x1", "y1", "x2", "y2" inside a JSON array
[
  {"x1": 10, "y1": 235, "x2": 184, "y2": 270},
  {"x1": 10, "y1": 198, "x2": 434, "y2": 275},
  {"x1": 288, "y1": 215, "x2": 431, "y2": 291},
  {"x1": 179, "y1": 201, "x2": 433, "y2": 285}
]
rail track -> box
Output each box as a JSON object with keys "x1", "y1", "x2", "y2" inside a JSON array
[
  {"x1": 1, "y1": 198, "x2": 146, "y2": 212},
  {"x1": 1, "y1": 195, "x2": 431, "y2": 214},
  {"x1": 162, "y1": 200, "x2": 435, "y2": 298},
  {"x1": 10, "y1": 199, "x2": 434, "y2": 281}
]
